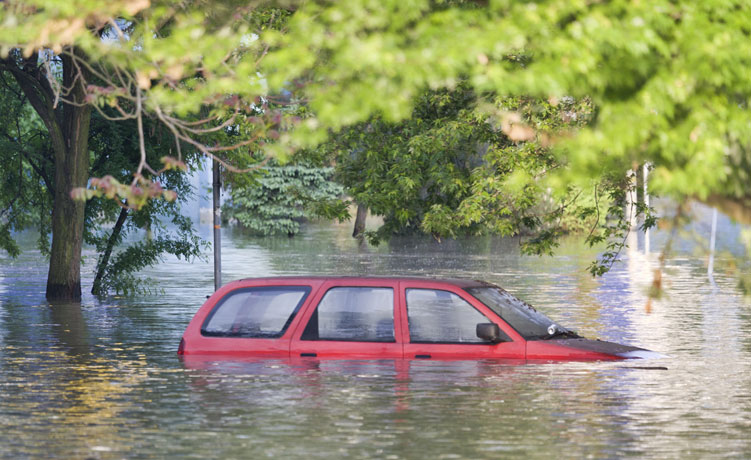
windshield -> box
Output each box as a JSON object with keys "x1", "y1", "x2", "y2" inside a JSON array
[{"x1": 466, "y1": 287, "x2": 569, "y2": 339}]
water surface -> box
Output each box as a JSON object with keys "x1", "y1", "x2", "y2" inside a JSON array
[{"x1": 1, "y1": 221, "x2": 750, "y2": 458}]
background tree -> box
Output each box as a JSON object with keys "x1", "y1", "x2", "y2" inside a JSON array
[
  {"x1": 223, "y1": 161, "x2": 345, "y2": 237},
  {"x1": 330, "y1": 86, "x2": 488, "y2": 240},
  {"x1": 0, "y1": 47, "x2": 93, "y2": 301},
  {"x1": 0, "y1": 2, "x2": 294, "y2": 301},
  {"x1": 0, "y1": 73, "x2": 53, "y2": 258},
  {"x1": 323, "y1": 84, "x2": 639, "y2": 268},
  {"x1": 0, "y1": 74, "x2": 205, "y2": 297},
  {"x1": 85, "y1": 109, "x2": 206, "y2": 296}
]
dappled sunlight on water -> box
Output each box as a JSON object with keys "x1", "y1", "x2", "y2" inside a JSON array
[{"x1": 0, "y1": 222, "x2": 750, "y2": 458}]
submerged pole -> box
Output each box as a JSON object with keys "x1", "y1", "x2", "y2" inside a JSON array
[
  {"x1": 213, "y1": 159, "x2": 222, "y2": 291},
  {"x1": 708, "y1": 207, "x2": 718, "y2": 290},
  {"x1": 626, "y1": 168, "x2": 638, "y2": 229},
  {"x1": 643, "y1": 163, "x2": 650, "y2": 254}
]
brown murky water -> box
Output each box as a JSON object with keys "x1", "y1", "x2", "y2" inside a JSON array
[{"x1": 1, "y1": 220, "x2": 750, "y2": 458}]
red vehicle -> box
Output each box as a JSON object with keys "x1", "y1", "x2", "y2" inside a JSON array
[{"x1": 178, "y1": 276, "x2": 654, "y2": 361}]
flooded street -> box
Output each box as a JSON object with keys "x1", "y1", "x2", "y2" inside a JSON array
[{"x1": 1, "y1": 220, "x2": 750, "y2": 458}]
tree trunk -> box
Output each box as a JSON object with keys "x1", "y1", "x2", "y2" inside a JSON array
[
  {"x1": 3, "y1": 48, "x2": 92, "y2": 301},
  {"x1": 352, "y1": 203, "x2": 368, "y2": 237},
  {"x1": 46, "y1": 50, "x2": 92, "y2": 301}
]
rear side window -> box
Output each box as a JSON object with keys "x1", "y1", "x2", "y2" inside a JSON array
[
  {"x1": 406, "y1": 288, "x2": 507, "y2": 344},
  {"x1": 301, "y1": 287, "x2": 395, "y2": 342},
  {"x1": 201, "y1": 286, "x2": 310, "y2": 338}
]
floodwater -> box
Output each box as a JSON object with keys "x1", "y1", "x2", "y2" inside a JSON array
[{"x1": 1, "y1": 215, "x2": 750, "y2": 459}]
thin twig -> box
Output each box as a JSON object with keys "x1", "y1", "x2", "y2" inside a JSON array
[
  {"x1": 160, "y1": 112, "x2": 222, "y2": 127},
  {"x1": 160, "y1": 108, "x2": 240, "y2": 134},
  {"x1": 108, "y1": 19, "x2": 127, "y2": 43},
  {"x1": 586, "y1": 182, "x2": 601, "y2": 242},
  {"x1": 153, "y1": 106, "x2": 269, "y2": 173},
  {"x1": 133, "y1": 86, "x2": 157, "y2": 181}
]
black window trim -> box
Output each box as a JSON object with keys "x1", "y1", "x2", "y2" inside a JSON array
[
  {"x1": 300, "y1": 337, "x2": 398, "y2": 344},
  {"x1": 405, "y1": 287, "x2": 513, "y2": 345},
  {"x1": 408, "y1": 341, "x2": 507, "y2": 346},
  {"x1": 201, "y1": 285, "x2": 312, "y2": 338}
]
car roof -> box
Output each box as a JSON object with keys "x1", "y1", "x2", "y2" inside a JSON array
[{"x1": 234, "y1": 275, "x2": 494, "y2": 288}]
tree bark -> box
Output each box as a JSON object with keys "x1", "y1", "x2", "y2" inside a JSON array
[
  {"x1": 352, "y1": 203, "x2": 368, "y2": 237},
  {"x1": 4, "y1": 48, "x2": 92, "y2": 301},
  {"x1": 46, "y1": 49, "x2": 92, "y2": 301}
]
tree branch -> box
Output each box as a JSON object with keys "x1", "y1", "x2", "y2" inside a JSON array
[
  {"x1": 91, "y1": 206, "x2": 129, "y2": 296},
  {"x1": 0, "y1": 52, "x2": 64, "y2": 147}
]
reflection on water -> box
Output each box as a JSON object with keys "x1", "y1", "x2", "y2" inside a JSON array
[{"x1": 0, "y1": 221, "x2": 750, "y2": 458}]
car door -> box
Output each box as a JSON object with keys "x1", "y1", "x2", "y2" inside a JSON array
[
  {"x1": 289, "y1": 279, "x2": 404, "y2": 359},
  {"x1": 399, "y1": 282, "x2": 525, "y2": 360}
]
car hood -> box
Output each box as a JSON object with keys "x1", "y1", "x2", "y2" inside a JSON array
[
  {"x1": 553, "y1": 338, "x2": 658, "y2": 359},
  {"x1": 551, "y1": 338, "x2": 657, "y2": 358},
  {"x1": 526, "y1": 338, "x2": 660, "y2": 360}
]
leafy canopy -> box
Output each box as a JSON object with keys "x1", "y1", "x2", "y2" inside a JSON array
[
  {"x1": 262, "y1": 0, "x2": 751, "y2": 220},
  {"x1": 4, "y1": 0, "x2": 749, "y2": 216}
]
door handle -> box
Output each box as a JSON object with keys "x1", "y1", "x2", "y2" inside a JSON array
[
  {"x1": 415, "y1": 354, "x2": 431, "y2": 359},
  {"x1": 300, "y1": 352, "x2": 317, "y2": 357}
]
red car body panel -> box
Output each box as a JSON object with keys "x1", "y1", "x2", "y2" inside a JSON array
[
  {"x1": 525, "y1": 340, "x2": 622, "y2": 361},
  {"x1": 179, "y1": 276, "x2": 651, "y2": 362}
]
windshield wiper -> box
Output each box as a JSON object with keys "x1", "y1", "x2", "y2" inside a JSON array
[{"x1": 540, "y1": 330, "x2": 580, "y2": 340}]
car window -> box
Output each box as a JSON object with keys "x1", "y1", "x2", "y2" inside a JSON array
[
  {"x1": 406, "y1": 288, "x2": 502, "y2": 344},
  {"x1": 201, "y1": 286, "x2": 310, "y2": 338},
  {"x1": 301, "y1": 287, "x2": 395, "y2": 342},
  {"x1": 466, "y1": 287, "x2": 559, "y2": 339}
]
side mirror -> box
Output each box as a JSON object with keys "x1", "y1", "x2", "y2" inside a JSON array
[{"x1": 476, "y1": 323, "x2": 502, "y2": 343}]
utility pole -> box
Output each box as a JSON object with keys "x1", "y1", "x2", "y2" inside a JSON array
[{"x1": 213, "y1": 159, "x2": 222, "y2": 291}]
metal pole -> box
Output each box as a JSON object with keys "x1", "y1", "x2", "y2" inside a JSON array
[
  {"x1": 643, "y1": 163, "x2": 650, "y2": 254},
  {"x1": 213, "y1": 159, "x2": 222, "y2": 291},
  {"x1": 626, "y1": 168, "x2": 638, "y2": 229},
  {"x1": 708, "y1": 207, "x2": 718, "y2": 290}
]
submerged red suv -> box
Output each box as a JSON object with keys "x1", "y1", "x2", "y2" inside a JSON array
[{"x1": 178, "y1": 276, "x2": 654, "y2": 361}]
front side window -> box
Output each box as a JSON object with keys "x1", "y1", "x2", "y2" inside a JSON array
[
  {"x1": 406, "y1": 288, "x2": 507, "y2": 343},
  {"x1": 301, "y1": 287, "x2": 395, "y2": 342},
  {"x1": 201, "y1": 286, "x2": 310, "y2": 338}
]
